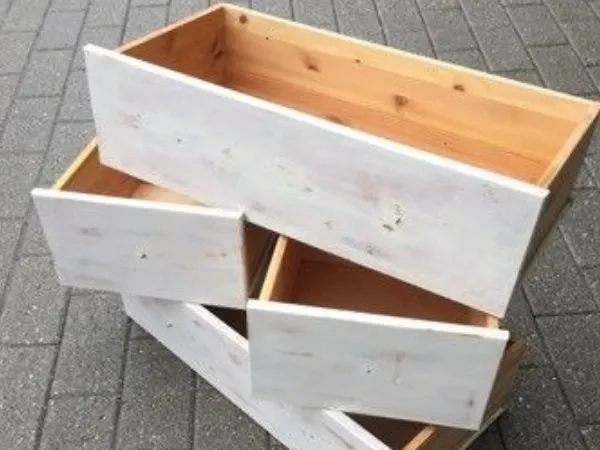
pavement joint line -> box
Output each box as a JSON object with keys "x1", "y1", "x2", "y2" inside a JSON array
[
  {"x1": 369, "y1": 0, "x2": 387, "y2": 46},
  {"x1": 411, "y1": 0, "x2": 440, "y2": 59},
  {"x1": 328, "y1": 0, "x2": 341, "y2": 33},
  {"x1": 188, "y1": 372, "x2": 197, "y2": 450}
]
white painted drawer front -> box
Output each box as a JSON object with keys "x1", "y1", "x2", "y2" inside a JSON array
[
  {"x1": 84, "y1": 45, "x2": 547, "y2": 318},
  {"x1": 247, "y1": 300, "x2": 509, "y2": 430},
  {"x1": 32, "y1": 188, "x2": 248, "y2": 308}
]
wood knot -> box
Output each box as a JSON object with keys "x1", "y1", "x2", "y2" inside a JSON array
[
  {"x1": 393, "y1": 94, "x2": 408, "y2": 111},
  {"x1": 325, "y1": 114, "x2": 344, "y2": 125},
  {"x1": 239, "y1": 14, "x2": 248, "y2": 24},
  {"x1": 453, "y1": 83, "x2": 465, "y2": 92},
  {"x1": 304, "y1": 55, "x2": 320, "y2": 72}
]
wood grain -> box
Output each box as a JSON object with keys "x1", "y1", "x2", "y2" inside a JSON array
[
  {"x1": 85, "y1": 45, "x2": 549, "y2": 317},
  {"x1": 247, "y1": 299, "x2": 509, "y2": 429}
]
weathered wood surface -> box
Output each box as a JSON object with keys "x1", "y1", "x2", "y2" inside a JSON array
[
  {"x1": 85, "y1": 44, "x2": 548, "y2": 317},
  {"x1": 247, "y1": 300, "x2": 509, "y2": 430},
  {"x1": 32, "y1": 188, "x2": 249, "y2": 308}
]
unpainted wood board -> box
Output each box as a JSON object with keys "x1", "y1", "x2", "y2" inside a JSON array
[
  {"x1": 121, "y1": 294, "x2": 393, "y2": 450},
  {"x1": 31, "y1": 188, "x2": 248, "y2": 308},
  {"x1": 247, "y1": 300, "x2": 509, "y2": 430},
  {"x1": 84, "y1": 45, "x2": 549, "y2": 318}
]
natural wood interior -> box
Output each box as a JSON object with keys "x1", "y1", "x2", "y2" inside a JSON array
[
  {"x1": 260, "y1": 237, "x2": 492, "y2": 327},
  {"x1": 118, "y1": 4, "x2": 598, "y2": 187},
  {"x1": 55, "y1": 143, "x2": 274, "y2": 286}
]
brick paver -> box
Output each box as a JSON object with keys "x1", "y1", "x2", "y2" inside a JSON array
[{"x1": 0, "y1": 0, "x2": 599, "y2": 449}]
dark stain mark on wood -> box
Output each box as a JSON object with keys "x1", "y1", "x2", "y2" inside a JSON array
[
  {"x1": 176, "y1": 138, "x2": 182, "y2": 144},
  {"x1": 453, "y1": 84, "x2": 465, "y2": 92},
  {"x1": 192, "y1": 319, "x2": 203, "y2": 329},
  {"x1": 325, "y1": 221, "x2": 333, "y2": 230},
  {"x1": 355, "y1": 57, "x2": 362, "y2": 64},
  {"x1": 79, "y1": 227, "x2": 102, "y2": 237},
  {"x1": 220, "y1": 252, "x2": 227, "y2": 258},
  {"x1": 303, "y1": 186, "x2": 313, "y2": 193},
  {"x1": 382, "y1": 223, "x2": 394, "y2": 232},
  {"x1": 467, "y1": 398, "x2": 475, "y2": 408},
  {"x1": 285, "y1": 351, "x2": 313, "y2": 358},
  {"x1": 393, "y1": 94, "x2": 408, "y2": 111},
  {"x1": 120, "y1": 112, "x2": 140, "y2": 129},
  {"x1": 239, "y1": 14, "x2": 248, "y2": 24},
  {"x1": 325, "y1": 114, "x2": 344, "y2": 125},
  {"x1": 228, "y1": 352, "x2": 243, "y2": 366},
  {"x1": 166, "y1": 322, "x2": 173, "y2": 328},
  {"x1": 304, "y1": 55, "x2": 320, "y2": 72},
  {"x1": 140, "y1": 253, "x2": 147, "y2": 259},
  {"x1": 222, "y1": 148, "x2": 232, "y2": 158},
  {"x1": 392, "y1": 352, "x2": 405, "y2": 385}
]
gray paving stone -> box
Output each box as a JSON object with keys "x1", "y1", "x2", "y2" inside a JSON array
[
  {"x1": 0, "y1": 219, "x2": 21, "y2": 295},
  {"x1": 0, "y1": 0, "x2": 11, "y2": 15},
  {"x1": 20, "y1": 209, "x2": 51, "y2": 256},
  {"x1": 252, "y1": 0, "x2": 293, "y2": 18},
  {"x1": 59, "y1": 70, "x2": 92, "y2": 121},
  {"x1": 559, "y1": 190, "x2": 600, "y2": 267},
  {"x1": 116, "y1": 339, "x2": 193, "y2": 450},
  {"x1": 422, "y1": 8, "x2": 476, "y2": 53},
  {"x1": 123, "y1": 5, "x2": 168, "y2": 42},
  {"x1": 584, "y1": 266, "x2": 600, "y2": 309},
  {"x1": 538, "y1": 313, "x2": 600, "y2": 423},
  {"x1": 19, "y1": 50, "x2": 73, "y2": 97},
  {"x1": 574, "y1": 161, "x2": 595, "y2": 188},
  {"x1": 269, "y1": 435, "x2": 287, "y2": 449},
  {"x1": 0, "y1": 97, "x2": 60, "y2": 153},
  {"x1": 523, "y1": 228, "x2": 596, "y2": 315},
  {"x1": 0, "y1": 346, "x2": 55, "y2": 450},
  {"x1": 292, "y1": 0, "x2": 337, "y2": 31},
  {"x1": 130, "y1": 321, "x2": 153, "y2": 340},
  {"x1": 333, "y1": 0, "x2": 384, "y2": 43},
  {"x1": 40, "y1": 121, "x2": 94, "y2": 184},
  {"x1": 72, "y1": 26, "x2": 123, "y2": 70},
  {"x1": 0, "y1": 74, "x2": 19, "y2": 122},
  {"x1": 503, "y1": 288, "x2": 550, "y2": 366},
  {"x1": 438, "y1": 49, "x2": 487, "y2": 70},
  {"x1": 390, "y1": 29, "x2": 434, "y2": 57},
  {"x1": 499, "y1": 367, "x2": 586, "y2": 450},
  {"x1": 36, "y1": 10, "x2": 85, "y2": 50},
  {"x1": 581, "y1": 425, "x2": 600, "y2": 450},
  {"x1": 50, "y1": 0, "x2": 89, "y2": 10},
  {"x1": 544, "y1": 0, "x2": 595, "y2": 23},
  {"x1": 592, "y1": 1, "x2": 600, "y2": 19},
  {"x1": 529, "y1": 45, "x2": 595, "y2": 94},
  {"x1": 507, "y1": 4, "x2": 567, "y2": 46},
  {"x1": 590, "y1": 66, "x2": 600, "y2": 92},
  {"x1": 52, "y1": 292, "x2": 127, "y2": 396},
  {"x1": 500, "y1": 0, "x2": 543, "y2": 4},
  {"x1": 376, "y1": 0, "x2": 425, "y2": 34},
  {"x1": 195, "y1": 377, "x2": 266, "y2": 450},
  {"x1": 469, "y1": 423, "x2": 504, "y2": 450},
  {"x1": 0, "y1": 153, "x2": 43, "y2": 218},
  {"x1": 86, "y1": 0, "x2": 128, "y2": 27},
  {"x1": 40, "y1": 396, "x2": 116, "y2": 450},
  {"x1": 168, "y1": 0, "x2": 209, "y2": 23},
  {"x1": 459, "y1": 0, "x2": 513, "y2": 29},
  {"x1": 2, "y1": 0, "x2": 51, "y2": 31},
  {"x1": 132, "y1": 0, "x2": 168, "y2": 5},
  {"x1": 0, "y1": 256, "x2": 68, "y2": 344},
  {"x1": 416, "y1": 0, "x2": 458, "y2": 9},
  {"x1": 473, "y1": 26, "x2": 534, "y2": 72},
  {"x1": 0, "y1": 32, "x2": 36, "y2": 74},
  {"x1": 588, "y1": 151, "x2": 600, "y2": 187},
  {"x1": 495, "y1": 69, "x2": 543, "y2": 86},
  {"x1": 562, "y1": 20, "x2": 600, "y2": 67}
]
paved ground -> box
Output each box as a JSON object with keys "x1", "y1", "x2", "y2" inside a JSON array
[{"x1": 0, "y1": 0, "x2": 599, "y2": 448}]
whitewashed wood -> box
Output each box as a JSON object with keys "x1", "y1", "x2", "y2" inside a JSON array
[
  {"x1": 247, "y1": 300, "x2": 509, "y2": 430},
  {"x1": 121, "y1": 294, "x2": 392, "y2": 450},
  {"x1": 84, "y1": 45, "x2": 548, "y2": 318},
  {"x1": 31, "y1": 188, "x2": 248, "y2": 308}
]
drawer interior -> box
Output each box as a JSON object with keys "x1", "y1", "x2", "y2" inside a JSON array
[
  {"x1": 53, "y1": 142, "x2": 275, "y2": 286},
  {"x1": 258, "y1": 236, "x2": 496, "y2": 328},
  {"x1": 121, "y1": 4, "x2": 597, "y2": 187}
]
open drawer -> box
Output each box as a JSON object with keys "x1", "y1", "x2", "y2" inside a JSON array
[
  {"x1": 247, "y1": 236, "x2": 509, "y2": 430},
  {"x1": 31, "y1": 140, "x2": 274, "y2": 308},
  {"x1": 82, "y1": 4, "x2": 600, "y2": 318},
  {"x1": 123, "y1": 293, "x2": 524, "y2": 450}
]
